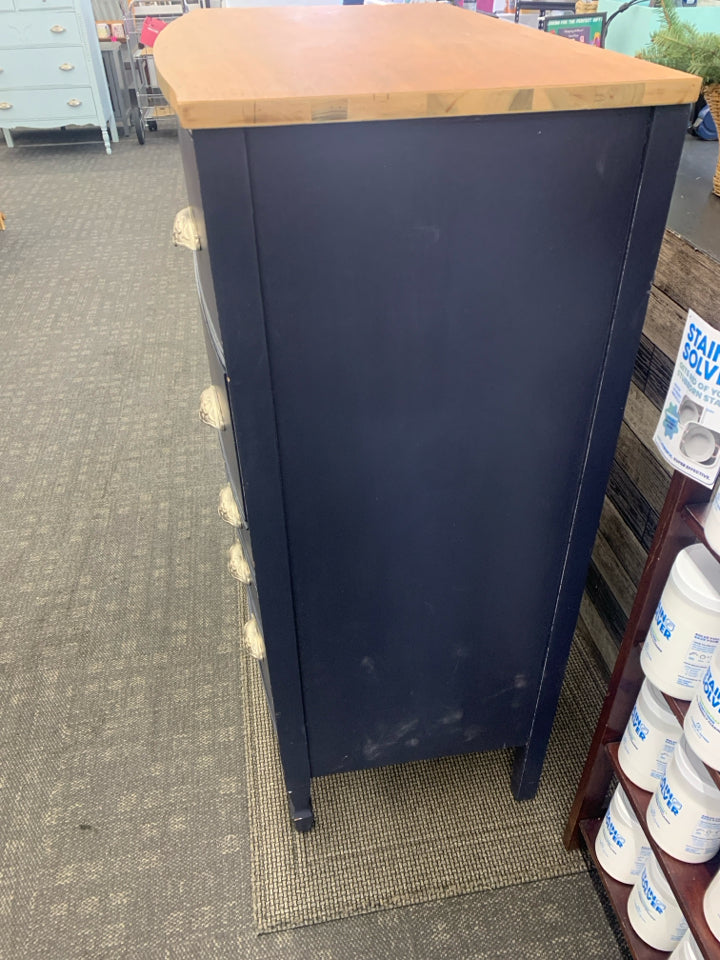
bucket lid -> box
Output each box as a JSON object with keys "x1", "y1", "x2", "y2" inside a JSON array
[
  {"x1": 677, "y1": 932, "x2": 703, "y2": 960},
  {"x1": 644, "y1": 852, "x2": 675, "y2": 904},
  {"x1": 670, "y1": 543, "x2": 720, "y2": 613},
  {"x1": 612, "y1": 784, "x2": 639, "y2": 827},
  {"x1": 640, "y1": 678, "x2": 682, "y2": 730},
  {"x1": 674, "y1": 735, "x2": 720, "y2": 799}
]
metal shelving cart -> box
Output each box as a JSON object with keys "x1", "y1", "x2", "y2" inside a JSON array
[{"x1": 124, "y1": 0, "x2": 200, "y2": 143}]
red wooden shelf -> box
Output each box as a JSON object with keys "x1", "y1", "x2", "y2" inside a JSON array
[
  {"x1": 608, "y1": 742, "x2": 720, "y2": 959},
  {"x1": 682, "y1": 503, "x2": 714, "y2": 557}
]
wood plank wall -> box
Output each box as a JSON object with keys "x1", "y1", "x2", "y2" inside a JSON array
[{"x1": 579, "y1": 229, "x2": 720, "y2": 671}]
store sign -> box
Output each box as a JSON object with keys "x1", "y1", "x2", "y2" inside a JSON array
[
  {"x1": 654, "y1": 310, "x2": 720, "y2": 488},
  {"x1": 544, "y1": 13, "x2": 605, "y2": 46}
]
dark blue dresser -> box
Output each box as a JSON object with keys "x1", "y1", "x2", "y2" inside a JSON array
[{"x1": 156, "y1": 4, "x2": 700, "y2": 830}]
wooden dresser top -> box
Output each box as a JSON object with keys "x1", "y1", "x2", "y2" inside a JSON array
[{"x1": 154, "y1": 3, "x2": 701, "y2": 129}]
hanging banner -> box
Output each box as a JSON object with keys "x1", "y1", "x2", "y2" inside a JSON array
[{"x1": 654, "y1": 310, "x2": 720, "y2": 488}]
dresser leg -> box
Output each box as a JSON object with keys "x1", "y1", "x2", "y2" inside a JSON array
[
  {"x1": 2, "y1": 128, "x2": 14, "y2": 148},
  {"x1": 511, "y1": 742, "x2": 544, "y2": 801},
  {"x1": 109, "y1": 116, "x2": 119, "y2": 143},
  {"x1": 289, "y1": 791, "x2": 314, "y2": 832},
  {"x1": 102, "y1": 126, "x2": 112, "y2": 155}
]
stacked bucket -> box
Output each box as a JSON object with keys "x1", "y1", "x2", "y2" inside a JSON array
[{"x1": 595, "y1": 486, "x2": 720, "y2": 957}]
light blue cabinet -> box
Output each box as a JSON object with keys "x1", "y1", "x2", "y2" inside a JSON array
[{"x1": 0, "y1": 0, "x2": 117, "y2": 153}]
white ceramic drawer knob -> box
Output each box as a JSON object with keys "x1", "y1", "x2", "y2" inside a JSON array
[
  {"x1": 0, "y1": 102, "x2": 11, "y2": 110},
  {"x1": 59, "y1": 62, "x2": 75, "y2": 71},
  {"x1": 50, "y1": 24, "x2": 67, "y2": 32},
  {"x1": 199, "y1": 386, "x2": 225, "y2": 430},
  {"x1": 67, "y1": 98, "x2": 82, "y2": 107},
  {"x1": 243, "y1": 616, "x2": 266, "y2": 660},
  {"x1": 228, "y1": 542, "x2": 252, "y2": 585},
  {"x1": 218, "y1": 484, "x2": 243, "y2": 527},
  {"x1": 172, "y1": 207, "x2": 201, "y2": 251}
]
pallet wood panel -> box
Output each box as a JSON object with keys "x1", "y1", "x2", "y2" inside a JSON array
[
  {"x1": 643, "y1": 286, "x2": 686, "y2": 359},
  {"x1": 590, "y1": 529, "x2": 639, "y2": 619},
  {"x1": 597, "y1": 496, "x2": 648, "y2": 587},
  {"x1": 655, "y1": 230, "x2": 720, "y2": 327},
  {"x1": 582, "y1": 228, "x2": 720, "y2": 670},
  {"x1": 614, "y1": 421, "x2": 672, "y2": 515}
]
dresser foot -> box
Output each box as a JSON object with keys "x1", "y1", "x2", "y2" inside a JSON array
[
  {"x1": 289, "y1": 794, "x2": 314, "y2": 832},
  {"x1": 109, "y1": 116, "x2": 119, "y2": 144},
  {"x1": 102, "y1": 127, "x2": 112, "y2": 155},
  {"x1": 2, "y1": 128, "x2": 14, "y2": 148}
]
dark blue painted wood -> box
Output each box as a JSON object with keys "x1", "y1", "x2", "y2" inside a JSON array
[
  {"x1": 510, "y1": 105, "x2": 689, "y2": 799},
  {"x1": 181, "y1": 104, "x2": 688, "y2": 827},
  {"x1": 186, "y1": 128, "x2": 314, "y2": 830}
]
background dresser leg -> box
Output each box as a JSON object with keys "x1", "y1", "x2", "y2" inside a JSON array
[
  {"x1": 109, "y1": 116, "x2": 119, "y2": 144},
  {"x1": 2, "y1": 128, "x2": 14, "y2": 148}
]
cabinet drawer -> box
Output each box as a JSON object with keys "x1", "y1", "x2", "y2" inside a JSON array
[
  {"x1": 179, "y1": 128, "x2": 222, "y2": 345},
  {"x1": 246, "y1": 584, "x2": 275, "y2": 719},
  {"x1": 201, "y1": 312, "x2": 248, "y2": 522},
  {"x1": 14, "y1": 0, "x2": 73, "y2": 9},
  {"x1": 0, "y1": 11, "x2": 81, "y2": 47},
  {"x1": 194, "y1": 254, "x2": 223, "y2": 366},
  {"x1": 0, "y1": 85, "x2": 95, "y2": 120},
  {"x1": 238, "y1": 526, "x2": 254, "y2": 575},
  {"x1": 0, "y1": 46, "x2": 89, "y2": 87}
]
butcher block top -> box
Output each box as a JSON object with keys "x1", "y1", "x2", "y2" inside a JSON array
[{"x1": 154, "y1": 3, "x2": 701, "y2": 129}]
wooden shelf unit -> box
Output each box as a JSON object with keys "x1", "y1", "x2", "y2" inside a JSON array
[
  {"x1": 580, "y1": 817, "x2": 671, "y2": 960},
  {"x1": 565, "y1": 472, "x2": 720, "y2": 960}
]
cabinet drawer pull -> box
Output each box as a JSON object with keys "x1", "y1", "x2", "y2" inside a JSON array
[
  {"x1": 199, "y1": 386, "x2": 225, "y2": 430},
  {"x1": 172, "y1": 207, "x2": 201, "y2": 251},
  {"x1": 218, "y1": 484, "x2": 244, "y2": 528},
  {"x1": 0, "y1": 102, "x2": 11, "y2": 110},
  {"x1": 50, "y1": 24, "x2": 67, "y2": 33},
  {"x1": 243, "y1": 616, "x2": 266, "y2": 660},
  {"x1": 228, "y1": 542, "x2": 252, "y2": 585},
  {"x1": 59, "y1": 62, "x2": 75, "y2": 71},
  {"x1": 67, "y1": 98, "x2": 82, "y2": 107}
]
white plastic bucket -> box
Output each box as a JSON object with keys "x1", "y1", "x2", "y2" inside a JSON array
[
  {"x1": 685, "y1": 640, "x2": 720, "y2": 770},
  {"x1": 704, "y1": 868, "x2": 720, "y2": 941},
  {"x1": 594, "y1": 785, "x2": 652, "y2": 884},
  {"x1": 641, "y1": 543, "x2": 720, "y2": 699},
  {"x1": 703, "y1": 482, "x2": 720, "y2": 557},
  {"x1": 669, "y1": 931, "x2": 703, "y2": 960},
  {"x1": 647, "y1": 735, "x2": 720, "y2": 863},
  {"x1": 619, "y1": 678, "x2": 681, "y2": 791},
  {"x1": 627, "y1": 854, "x2": 688, "y2": 951}
]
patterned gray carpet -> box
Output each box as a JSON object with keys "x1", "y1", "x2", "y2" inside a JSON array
[
  {"x1": 244, "y1": 604, "x2": 606, "y2": 932},
  {"x1": 0, "y1": 127, "x2": 627, "y2": 960}
]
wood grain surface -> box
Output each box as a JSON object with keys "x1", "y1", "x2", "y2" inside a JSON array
[
  {"x1": 582, "y1": 231, "x2": 720, "y2": 673},
  {"x1": 154, "y1": 4, "x2": 701, "y2": 129}
]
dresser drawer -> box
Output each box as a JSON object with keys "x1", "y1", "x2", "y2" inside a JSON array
[
  {"x1": 14, "y1": 0, "x2": 73, "y2": 9},
  {"x1": 246, "y1": 584, "x2": 275, "y2": 718},
  {"x1": 194, "y1": 254, "x2": 223, "y2": 366},
  {"x1": 201, "y1": 313, "x2": 248, "y2": 522},
  {"x1": 0, "y1": 46, "x2": 89, "y2": 87},
  {"x1": 0, "y1": 85, "x2": 95, "y2": 120},
  {"x1": 0, "y1": 11, "x2": 81, "y2": 47},
  {"x1": 0, "y1": 0, "x2": 16, "y2": 11},
  {"x1": 179, "y1": 128, "x2": 222, "y2": 343}
]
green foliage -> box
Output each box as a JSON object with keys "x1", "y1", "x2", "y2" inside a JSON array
[{"x1": 637, "y1": 0, "x2": 720, "y2": 86}]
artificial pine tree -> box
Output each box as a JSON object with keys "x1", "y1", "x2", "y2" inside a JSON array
[{"x1": 638, "y1": 0, "x2": 720, "y2": 196}]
